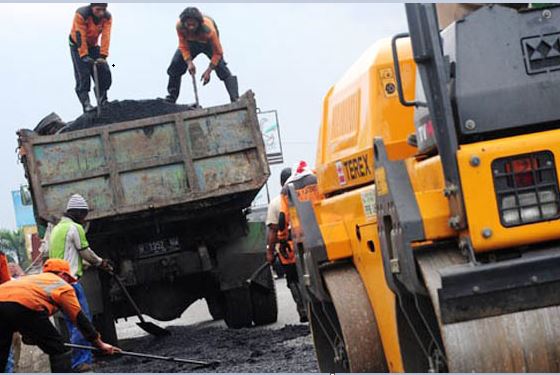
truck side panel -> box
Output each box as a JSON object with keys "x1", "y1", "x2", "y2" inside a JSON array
[{"x1": 20, "y1": 92, "x2": 268, "y2": 223}]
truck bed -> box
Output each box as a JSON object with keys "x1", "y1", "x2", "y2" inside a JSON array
[{"x1": 18, "y1": 91, "x2": 269, "y2": 225}]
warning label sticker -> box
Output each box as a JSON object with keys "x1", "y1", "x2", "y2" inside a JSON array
[{"x1": 361, "y1": 187, "x2": 376, "y2": 220}]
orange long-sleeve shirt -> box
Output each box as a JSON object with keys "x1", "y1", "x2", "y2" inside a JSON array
[
  {"x1": 0, "y1": 253, "x2": 9, "y2": 285},
  {"x1": 70, "y1": 6, "x2": 112, "y2": 58},
  {"x1": 176, "y1": 16, "x2": 223, "y2": 66},
  {"x1": 0, "y1": 272, "x2": 82, "y2": 323}
]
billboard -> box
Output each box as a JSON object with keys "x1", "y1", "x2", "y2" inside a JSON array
[
  {"x1": 257, "y1": 110, "x2": 284, "y2": 165},
  {"x1": 11, "y1": 190, "x2": 36, "y2": 228}
]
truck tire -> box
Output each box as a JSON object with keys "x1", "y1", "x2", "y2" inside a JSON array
[
  {"x1": 224, "y1": 287, "x2": 253, "y2": 329},
  {"x1": 251, "y1": 267, "x2": 278, "y2": 326},
  {"x1": 205, "y1": 294, "x2": 226, "y2": 321}
]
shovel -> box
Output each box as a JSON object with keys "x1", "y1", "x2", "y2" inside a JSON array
[
  {"x1": 191, "y1": 73, "x2": 200, "y2": 107},
  {"x1": 108, "y1": 271, "x2": 170, "y2": 336},
  {"x1": 92, "y1": 62, "x2": 102, "y2": 117},
  {"x1": 245, "y1": 253, "x2": 276, "y2": 292},
  {"x1": 64, "y1": 343, "x2": 218, "y2": 369}
]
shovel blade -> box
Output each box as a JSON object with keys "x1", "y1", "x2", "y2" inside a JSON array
[{"x1": 137, "y1": 322, "x2": 170, "y2": 336}]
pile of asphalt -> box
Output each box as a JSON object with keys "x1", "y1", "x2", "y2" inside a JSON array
[
  {"x1": 94, "y1": 324, "x2": 317, "y2": 373},
  {"x1": 61, "y1": 99, "x2": 197, "y2": 132}
]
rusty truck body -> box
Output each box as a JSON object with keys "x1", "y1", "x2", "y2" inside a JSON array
[{"x1": 17, "y1": 92, "x2": 277, "y2": 342}]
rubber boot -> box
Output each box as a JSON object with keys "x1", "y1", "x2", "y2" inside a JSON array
[
  {"x1": 288, "y1": 282, "x2": 308, "y2": 323},
  {"x1": 166, "y1": 75, "x2": 182, "y2": 103},
  {"x1": 224, "y1": 75, "x2": 239, "y2": 102},
  {"x1": 98, "y1": 90, "x2": 109, "y2": 106},
  {"x1": 78, "y1": 92, "x2": 94, "y2": 113},
  {"x1": 49, "y1": 350, "x2": 72, "y2": 373}
]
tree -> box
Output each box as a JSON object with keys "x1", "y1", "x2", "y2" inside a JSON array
[{"x1": 0, "y1": 229, "x2": 29, "y2": 269}]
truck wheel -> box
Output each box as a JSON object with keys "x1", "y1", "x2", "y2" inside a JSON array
[
  {"x1": 224, "y1": 287, "x2": 253, "y2": 329},
  {"x1": 251, "y1": 266, "x2": 278, "y2": 326},
  {"x1": 205, "y1": 294, "x2": 226, "y2": 321}
]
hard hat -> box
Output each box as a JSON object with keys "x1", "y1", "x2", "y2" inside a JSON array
[
  {"x1": 66, "y1": 194, "x2": 89, "y2": 211},
  {"x1": 43, "y1": 259, "x2": 77, "y2": 283}
]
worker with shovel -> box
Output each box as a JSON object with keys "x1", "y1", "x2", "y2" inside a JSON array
[
  {"x1": 0, "y1": 259, "x2": 120, "y2": 373},
  {"x1": 165, "y1": 7, "x2": 239, "y2": 104},
  {"x1": 49, "y1": 194, "x2": 113, "y2": 372},
  {"x1": 69, "y1": 3, "x2": 113, "y2": 113}
]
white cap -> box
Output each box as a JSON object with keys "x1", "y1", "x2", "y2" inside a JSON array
[{"x1": 66, "y1": 194, "x2": 89, "y2": 211}]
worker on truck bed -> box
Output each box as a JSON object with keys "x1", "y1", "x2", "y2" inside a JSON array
[
  {"x1": 0, "y1": 259, "x2": 120, "y2": 373},
  {"x1": 165, "y1": 7, "x2": 239, "y2": 104},
  {"x1": 69, "y1": 3, "x2": 113, "y2": 113},
  {"x1": 49, "y1": 194, "x2": 113, "y2": 372}
]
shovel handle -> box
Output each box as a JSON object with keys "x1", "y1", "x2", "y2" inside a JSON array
[
  {"x1": 191, "y1": 73, "x2": 200, "y2": 107},
  {"x1": 64, "y1": 343, "x2": 213, "y2": 366},
  {"x1": 93, "y1": 62, "x2": 101, "y2": 116}
]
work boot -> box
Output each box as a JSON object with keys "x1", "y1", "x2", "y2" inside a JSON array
[
  {"x1": 98, "y1": 90, "x2": 109, "y2": 106},
  {"x1": 73, "y1": 363, "x2": 93, "y2": 373},
  {"x1": 78, "y1": 93, "x2": 94, "y2": 113},
  {"x1": 49, "y1": 350, "x2": 72, "y2": 373},
  {"x1": 166, "y1": 75, "x2": 181, "y2": 103},
  {"x1": 224, "y1": 75, "x2": 239, "y2": 102}
]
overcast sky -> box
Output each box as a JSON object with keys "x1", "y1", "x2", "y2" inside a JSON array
[{"x1": 0, "y1": 2, "x2": 408, "y2": 229}]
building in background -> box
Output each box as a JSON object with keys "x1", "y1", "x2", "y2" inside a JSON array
[{"x1": 11, "y1": 189, "x2": 39, "y2": 265}]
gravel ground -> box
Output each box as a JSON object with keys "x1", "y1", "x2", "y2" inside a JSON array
[{"x1": 94, "y1": 279, "x2": 318, "y2": 373}]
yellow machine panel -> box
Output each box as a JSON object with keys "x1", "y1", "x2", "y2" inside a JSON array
[
  {"x1": 457, "y1": 129, "x2": 560, "y2": 252},
  {"x1": 316, "y1": 39, "x2": 417, "y2": 196}
]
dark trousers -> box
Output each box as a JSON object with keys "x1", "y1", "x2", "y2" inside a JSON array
[
  {"x1": 70, "y1": 45, "x2": 112, "y2": 97},
  {"x1": 0, "y1": 302, "x2": 66, "y2": 371},
  {"x1": 167, "y1": 42, "x2": 233, "y2": 99}
]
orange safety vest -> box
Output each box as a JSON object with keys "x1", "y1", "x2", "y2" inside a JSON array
[
  {"x1": 278, "y1": 174, "x2": 322, "y2": 265},
  {"x1": 0, "y1": 272, "x2": 82, "y2": 323}
]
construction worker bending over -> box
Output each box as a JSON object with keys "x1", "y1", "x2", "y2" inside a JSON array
[
  {"x1": 49, "y1": 194, "x2": 113, "y2": 372},
  {"x1": 275, "y1": 161, "x2": 322, "y2": 322},
  {"x1": 166, "y1": 7, "x2": 239, "y2": 103},
  {"x1": 69, "y1": 3, "x2": 112, "y2": 113},
  {"x1": 0, "y1": 259, "x2": 119, "y2": 373}
]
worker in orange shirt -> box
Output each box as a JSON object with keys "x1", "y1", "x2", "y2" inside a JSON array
[
  {"x1": 69, "y1": 3, "x2": 113, "y2": 113},
  {"x1": 0, "y1": 251, "x2": 9, "y2": 285},
  {"x1": 165, "y1": 7, "x2": 239, "y2": 104},
  {"x1": 0, "y1": 259, "x2": 119, "y2": 373},
  {"x1": 273, "y1": 161, "x2": 322, "y2": 323}
]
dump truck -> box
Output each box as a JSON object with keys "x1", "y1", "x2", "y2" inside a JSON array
[
  {"x1": 17, "y1": 91, "x2": 277, "y2": 343},
  {"x1": 287, "y1": 4, "x2": 560, "y2": 372}
]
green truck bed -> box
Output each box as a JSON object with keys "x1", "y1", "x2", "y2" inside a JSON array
[{"x1": 18, "y1": 92, "x2": 269, "y2": 224}]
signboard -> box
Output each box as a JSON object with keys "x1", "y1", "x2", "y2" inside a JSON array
[
  {"x1": 258, "y1": 110, "x2": 284, "y2": 165},
  {"x1": 11, "y1": 190, "x2": 36, "y2": 228}
]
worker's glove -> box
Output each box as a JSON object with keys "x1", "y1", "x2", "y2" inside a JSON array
[
  {"x1": 95, "y1": 57, "x2": 107, "y2": 65},
  {"x1": 201, "y1": 68, "x2": 212, "y2": 85},
  {"x1": 186, "y1": 59, "x2": 196, "y2": 76},
  {"x1": 82, "y1": 56, "x2": 95, "y2": 65},
  {"x1": 99, "y1": 258, "x2": 114, "y2": 273},
  {"x1": 93, "y1": 337, "x2": 121, "y2": 355}
]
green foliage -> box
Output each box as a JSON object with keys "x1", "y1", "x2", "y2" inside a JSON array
[{"x1": 0, "y1": 228, "x2": 29, "y2": 269}]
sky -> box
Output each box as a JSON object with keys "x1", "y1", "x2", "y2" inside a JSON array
[{"x1": 0, "y1": 2, "x2": 408, "y2": 229}]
